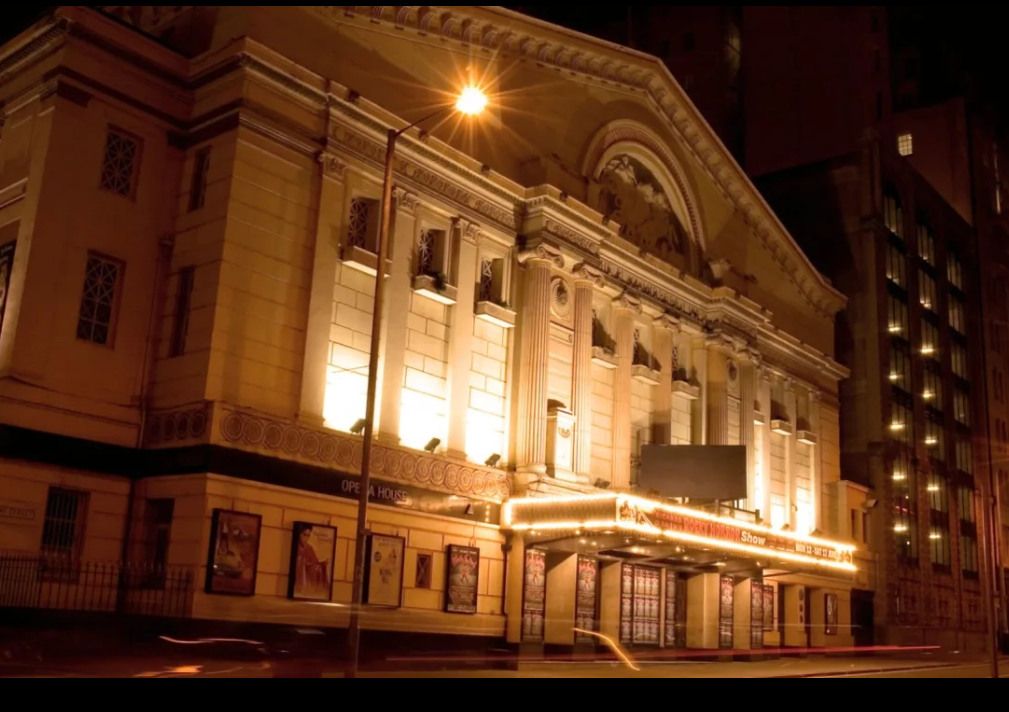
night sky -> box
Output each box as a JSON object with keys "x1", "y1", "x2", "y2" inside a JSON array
[{"x1": 2, "y1": 6, "x2": 1005, "y2": 135}]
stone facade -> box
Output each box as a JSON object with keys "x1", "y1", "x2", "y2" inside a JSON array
[{"x1": 0, "y1": 6, "x2": 857, "y2": 650}]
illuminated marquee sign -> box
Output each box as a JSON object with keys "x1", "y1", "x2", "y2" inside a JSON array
[{"x1": 619, "y1": 501, "x2": 852, "y2": 565}]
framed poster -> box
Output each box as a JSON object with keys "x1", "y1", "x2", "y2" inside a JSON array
[
  {"x1": 0, "y1": 241, "x2": 15, "y2": 333},
  {"x1": 750, "y1": 582, "x2": 764, "y2": 650},
  {"x1": 762, "y1": 584, "x2": 775, "y2": 632},
  {"x1": 718, "y1": 575, "x2": 735, "y2": 650},
  {"x1": 364, "y1": 534, "x2": 405, "y2": 608},
  {"x1": 205, "y1": 509, "x2": 262, "y2": 597},
  {"x1": 521, "y1": 549, "x2": 547, "y2": 641},
  {"x1": 619, "y1": 563, "x2": 633, "y2": 644},
  {"x1": 287, "y1": 522, "x2": 336, "y2": 602},
  {"x1": 574, "y1": 557, "x2": 598, "y2": 643},
  {"x1": 825, "y1": 593, "x2": 839, "y2": 636},
  {"x1": 445, "y1": 545, "x2": 480, "y2": 615}
]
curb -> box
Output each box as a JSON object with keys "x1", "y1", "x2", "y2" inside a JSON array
[{"x1": 771, "y1": 662, "x2": 966, "y2": 678}]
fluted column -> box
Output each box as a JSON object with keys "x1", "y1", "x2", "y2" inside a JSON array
[
  {"x1": 784, "y1": 378, "x2": 798, "y2": 528},
  {"x1": 706, "y1": 334, "x2": 732, "y2": 446},
  {"x1": 515, "y1": 246, "x2": 564, "y2": 476},
  {"x1": 758, "y1": 365, "x2": 773, "y2": 521},
  {"x1": 612, "y1": 294, "x2": 642, "y2": 490},
  {"x1": 572, "y1": 264, "x2": 603, "y2": 482},
  {"x1": 809, "y1": 390, "x2": 822, "y2": 531},
  {"x1": 652, "y1": 316, "x2": 680, "y2": 446},
  {"x1": 740, "y1": 351, "x2": 757, "y2": 510},
  {"x1": 446, "y1": 219, "x2": 479, "y2": 459}
]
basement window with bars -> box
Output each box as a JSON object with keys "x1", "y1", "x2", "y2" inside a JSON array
[
  {"x1": 76, "y1": 253, "x2": 124, "y2": 347},
  {"x1": 99, "y1": 127, "x2": 142, "y2": 199},
  {"x1": 40, "y1": 488, "x2": 88, "y2": 578}
]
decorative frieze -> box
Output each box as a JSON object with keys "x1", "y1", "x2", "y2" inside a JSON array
[{"x1": 143, "y1": 403, "x2": 213, "y2": 448}]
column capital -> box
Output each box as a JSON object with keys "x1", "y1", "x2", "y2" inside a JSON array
[
  {"x1": 393, "y1": 187, "x2": 419, "y2": 214},
  {"x1": 653, "y1": 314, "x2": 681, "y2": 333},
  {"x1": 453, "y1": 217, "x2": 481, "y2": 245},
  {"x1": 318, "y1": 152, "x2": 348, "y2": 181},
  {"x1": 572, "y1": 262, "x2": 605, "y2": 288},
  {"x1": 809, "y1": 389, "x2": 822, "y2": 404},
  {"x1": 612, "y1": 292, "x2": 642, "y2": 315},
  {"x1": 518, "y1": 243, "x2": 565, "y2": 269},
  {"x1": 740, "y1": 346, "x2": 762, "y2": 367},
  {"x1": 783, "y1": 376, "x2": 796, "y2": 393},
  {"x1": 704, "y1": 329, "x2": 735, "y2": 353}
]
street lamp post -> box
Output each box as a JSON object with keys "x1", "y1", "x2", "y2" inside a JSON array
[{"x1": 345, "y1": 87, "x2": 488, "y2": 679}]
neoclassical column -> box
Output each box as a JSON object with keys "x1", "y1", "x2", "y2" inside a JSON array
[
  {"x1": 376, "y1": 187, "x2": 418, "y2": 443},
  {"x1": 572, "y1": 264, "x2": 603, "y2": 482},
  {"x1": 446, "y1": 219, "x2": 480, "y2": 460},
  {"x1": 299, "y1": 154, "x2": 349, "y2": 425},
  {"x1": 652, "y1": 316, "x2": 680, "y2": 446},
  {"x1": 612, "y1": 294, "x2": 642, "y2": 490},
  {"x1": 691, "y1": 337, "x2": 709, "y2": 445},
  {"x1": 515, "y1": 245, "x2": 564, "y2": 476},
  {"x1": 784, "y1": 378, "x2": 798, "y2": 528},
  {"x1": 809, "y1": 390, "x2": 822, "y2": 531},
  {"x1": 739, "y1": 349, "x2": 757, "y2": 510},
  {"x1": 758, "y1": 365, "x2": 773, "y2": 521},
  {"x1": 706, "y1": 333, "x2": 733, "y2": 446}
]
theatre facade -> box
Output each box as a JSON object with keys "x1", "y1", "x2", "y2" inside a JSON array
[{"x1": 0, "y1": 5, "x2": 867, "y2": 654}]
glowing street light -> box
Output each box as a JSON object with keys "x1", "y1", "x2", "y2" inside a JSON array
[{"x1": 346, "y1": 85, "x2": 487, "y2": 680}]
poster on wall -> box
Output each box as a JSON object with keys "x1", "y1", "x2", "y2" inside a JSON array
[
  {"x1": 287, "y1": 522, "x2": 336, "y2": 602},
  {"x1": 205, "y1": 509, "x2": 262, "y2": 597},
  {"x1": 445, "y1": 545, "x2": 480, "y2": 615},
  {"x1": 521, "y1": 549, "x2": 547, "y2": 641},
  {"x1": 619, "y1": 564, "x2": 634, "y2": 645},
  {"x1": 825, "y1": 593, "x2": 839, "y2": 636},
  {"x1": 664, "y1": 571, "x2": 679, "y2": 649},
  {"x1": 762, "y1": 584, "x2": 775, "y2": 632},
  {"x1": 718, "y1": 575, "x2": 735, "y2": 650},
  {"x1": 574, "y1": 557, "x2": 598, "y2": 643},
  {"x1": 633, "y1": 567, "x2": 661, "y2": 646},
  {"x1": 0, "y1": 241, "x2": 15, "y2": 333},
  {"x1": 750, "y1": 582, "x2": 764, "y2": 650},
  {"x1": 364, "y1": 534, "x2": 405, "y2": 608}
]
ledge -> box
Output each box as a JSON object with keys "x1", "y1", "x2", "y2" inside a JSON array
[
  {"x1": 797, "y1": 430, "x2": 818, "y2": 446},
  {"x1": 591, "y1": 347, "x2": 618, "y2": 370},
  {"x1": 341, "y1": 245, "x2": 390, "y2": 278},
  {"x1": 412, "y1": 275, "x2": 458, "y2": 306},
  {"x1": 474, "y1": 301, "x2": 516, "y2": 328},
  {"x1": 754, "y1": 411, "x2": 767, "y2": 426},
  {"x1": 771, "y1": 420, "x2": 794, "y2": 437},
  {"x1": 631, "y1": 364, "x2": 662, "y2": 386},
  {"x1": 672, "y1": 381, "x2": 700, "y2": 401}
]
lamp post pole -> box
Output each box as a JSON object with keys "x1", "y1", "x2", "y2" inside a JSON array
[{"x1": 345, "y1": 101, "x2": 465, "y2": 678}]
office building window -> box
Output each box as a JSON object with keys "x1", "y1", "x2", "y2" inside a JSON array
[
  {"x1": 884, "y1": 190, "x2": 904, "y2": 238},
  {"x1": 889, "y1": 344, "x2": 912, "y2": 393},
  {"x1": 886, "y1": 242, "x2": 907, "y2": 287},
  {"x1": 948, "y1": 296, "x2": 965, "y2": 335},
  {"x1": 961, "y1": 534, "x2": 979, "y2": 575},
  {"x1": 948, "y1": 251, "x2": 964, "y2": 291},
  {"x1": 922, "y1": 366, "x2": 942, "y2": 410},
  {"x1": 99, "y1": 127, "x2": 141, "y2": 198},
  {"x1": 917, "y1": 222, "x2": 936, "y2": 264},
  {"x1": 930, "y1": 524, "x2": 951, "y2": 570},
  {"x1": 955, "y1": 439, "x2": 973, "y2": 475},
  {"x1": 919, "y1": 270, "x2": 937, "y2": 311},
  {"x1": 920, "y1": 319, "x2": 940, "y2": 359},
  {"x1": 888, "y1": 294, "x2": 909, "y2": 338},
  {"x1": 959, "y1": 487, "x2": 976, "y2": 524},
  {"x1": 890, "y1": 399, "x2": 914, "y2": 446},
  {"x1": 951, "y1": 342, "x2": 969, "y2": 381},
  {"x1": 76, "y1": 253, "x2": 124, "y2": 347},
  {"x1": 924, "y1": 416, "x2": 945, "y2": 461},
  {"x1": 953, "y1": 388, "x2": 971, "y2": 427},
  {"x1": 928, "y1": 470, "x2": 948, "y2": 512},
  {"x1": 893, "y1": 450, "x2": 917, "y2": 562},
  {"x1": 898, "y1": 133, "x2": 914, "y2": 157}
]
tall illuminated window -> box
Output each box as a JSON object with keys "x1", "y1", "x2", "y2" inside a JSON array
[
  {"x1": 920, "y1": 319, "x2": 940, "y2": 359},
  {"x1": 947, "y1": 250, "x2": 965, "y2": 291},
  {"x1": 884, "y1": 190, "x2": 904, "y2": 238},
  {"x1": 898, "y1": 133, "x2": 914, "y2": 157},
  {"x1": 917, "y1": 221, "x2": 936, "y2": 264},
  {"x1": 948, "y1": 295, "x2": 965, "y2": 335},
  {"x1": 951, "y1": 342, "x2": 969, "y2": 381},
  {"x1": 888, "y1": 294, "x2": 909, "y2": 338},
  {"x1": 922, "y1": 365, "x2": 942, "y2": 410},
  {"x1": 889, "y1": 344, "x2": 912, "y2": 392},
  {"x1": 886, "y1": 242, "x2": 907, "y2": 287},
  {"x1": 893, "y1": 449, "x2": 917, "y2": 563},
  {"x1": 889, "y1": 399, "x2": 914, "y2": 446},
  {"x1": 930, "y1": 524, "x2": 951, "y2": 570},
  {"x1": 919, "y1": 269, "x2": 937, "y2": 311},
  {"x1": 924, "y1": 415, "x2": 945, "y2": 461},
  {"x1": 953, "y1": 388, "x2": 971, "y2": 427}
]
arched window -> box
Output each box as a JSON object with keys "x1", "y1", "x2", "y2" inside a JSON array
[{"x1": 883, "y1": 188, "x2": 904, "y2": 238}]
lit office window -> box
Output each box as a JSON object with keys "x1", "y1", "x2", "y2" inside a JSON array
[
  {"x1": 919, "y1": 269, "x2": 937, "y2": 311},
  {"x1": 948, "y1": 296, "x2": 965, "y2": 335},
  {"x1": 922, "y1": 366, "x2": 942, "y2": 410},
  {"x1": 917, "y1": 222, "x2": 936, "y2": 264},
  {"x1": 884, "y1": 190, "x2": 904, "y2": 238},
  {"x1": 920, "y1": 319, "x2": 940, "y2": 359},
  {"x1": 888, "y1": 294, "x2": 909, "y2": 338},
  {"x1": 886, "y1": 242, "x2": 907, "y2": 287},
  {"x1": 951, "y1": 342, "x2": 969, "y2": 381},
  {"x1": 889, "y1": 345, "x2": 912, "y2": 392}
]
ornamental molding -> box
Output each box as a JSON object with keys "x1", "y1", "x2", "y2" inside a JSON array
[
  {"x1": 572, "y1": 263, "x2": 605, "y2": 288},
  {"x1": 613, "y1": 293, "x2": 643, "y2": 314},
  {"x1": 543, "y1": 219, "x2": 600, "y2": 257},
  {"x1": 143, "y1": 402, "x2": 212, "y2": 448},
  {"x1": 318, "y1": 152, "x2": 348, "y2": 180},
  {"x1": 518, "y1": 243, "x2": 565, "y2": 268},
  {"x1": 217, "y1": 406, "x2": 512, "y2": 501},
  {"x1": 393, "y1": 186, "x2": 419, "y2": 214},
  {"x1": 324, "y1": 6, "x2": 846, "y2": 318}
]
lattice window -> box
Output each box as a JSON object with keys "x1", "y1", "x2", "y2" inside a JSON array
[
  {"x1": 633, "y1": 329, "x2": 642, "y2": 365},
  {"x1": 76, "y1": 254, "x2": 123, "y2": 346},
  {"x1": 347, "y1": 198, "x2": 372, "y2": 249},
  {"x1": 418, "y1": 230, "x2": 436, "y2": 275},
  {"x1": 99, "y1": 128, "x2": 140, "y2": 198},
  {"x1": 480, "y1": 259, "x2": 495, "y2": 302},
  {"x1": 898, "y1": 133, "x2": 914, "y2": 157}
]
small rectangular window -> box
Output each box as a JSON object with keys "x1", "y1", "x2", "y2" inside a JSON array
[
  {"x1": 142, "y1": 499, "x2": 175, "y2": 588},
  {"x1": 99, "y1": 127, "x2": 141, "y2": 198},
  {"x1": 898, "y1": 133, "x2": 914, "y2": 157},
  {"x1": 479, "y1": 257, "x2": 507, "y2": 306},
  {"x1": 76, "y1": 253, "x2": 124, "y2": 347},
  {"x1": 347, "y1": 197, "x2": 380, "y2": 253},
  {"x1": 948, "y1": 296, "x2": 966, "y2": 335},
  {"x1": 41, "y1": 488, "x2": 88, "y2": 570},
  {"x1": 169, "y1": 266, "x2": 196, "y2": 358},
  {"x1": 417, "y1": 229, "x2": 450, "y2": 279},
  {"x1": 415, "y1": 552, "x2": 433, "y2": 589},
  {"x1": 952, "y1": 342, "x2": 969, "y2": 381},
  {"x1": 189, "y1": 147, "x2": 211, "y2": 212},
  {"x1": 961, "y1": 534, "x2": 979, "y2": 575}
]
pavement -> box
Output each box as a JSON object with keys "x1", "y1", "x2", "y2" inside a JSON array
[{"x1": 2, "y1": 653, "x2": 1007, "y2": 678}]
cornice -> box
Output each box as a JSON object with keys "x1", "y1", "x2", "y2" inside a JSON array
[{"x1": 324, "y1": 5, "x2": 847, "y2": 319}]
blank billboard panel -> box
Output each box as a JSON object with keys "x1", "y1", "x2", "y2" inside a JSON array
[{"x1": 639, "y1": 445, "x2": 747, "y2": 500}]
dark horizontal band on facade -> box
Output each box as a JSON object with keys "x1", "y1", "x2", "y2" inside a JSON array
[{"x1": 0, "y1": 425, "x2": 499, "y2": 524}]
